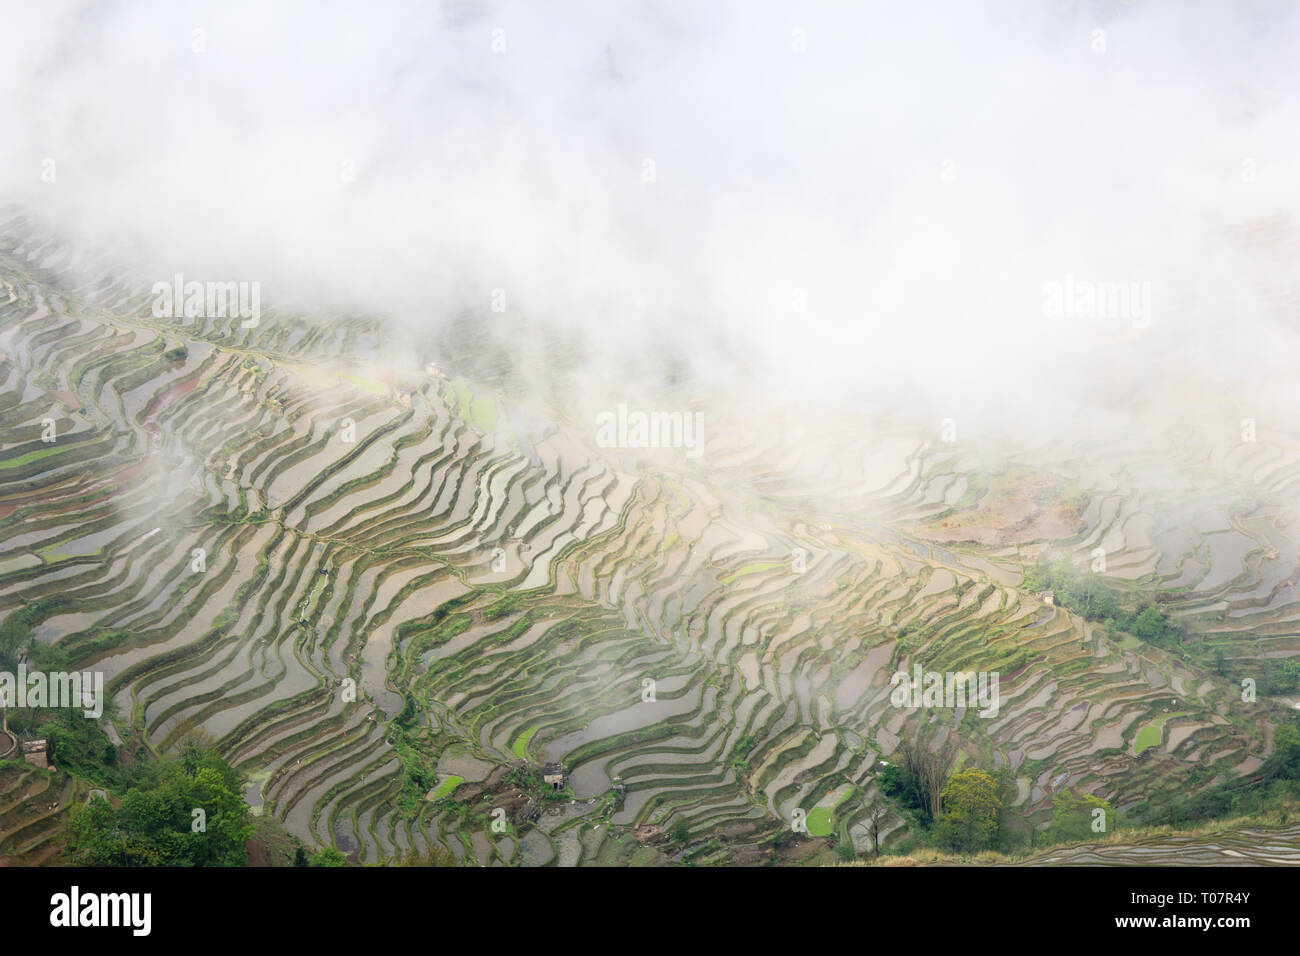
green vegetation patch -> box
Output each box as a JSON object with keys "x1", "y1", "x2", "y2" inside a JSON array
[
  {"x1": 805, "y1": 786, "x2": 853, "y2": 837},
  {"x1": 66, "y1": 745, "x2": 253, "y2": 866},
  {"x1": 0, "y1": 443, "x2": 67, "y2": 470},
  {"x1": 512, "y1": 725, "x2": 540, "y2": 761},
  {"x1": 431, "y1": 775, "x2": 464, "y2": 801},
  {"x1": 1135, "y1": 712, "x2": 1188, "y2": 755}
]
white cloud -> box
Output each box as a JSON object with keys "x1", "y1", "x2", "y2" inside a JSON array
[{"x1": 1, "y1": 0, "x2": 1297, "y2": 438}]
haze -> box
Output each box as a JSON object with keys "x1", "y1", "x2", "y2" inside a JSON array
[{"x1": 1, "y1": 0, "x2": 1298, "y2": 441}]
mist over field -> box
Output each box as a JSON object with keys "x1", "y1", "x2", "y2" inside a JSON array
[
  {"x1": 1, "y1": 0, "x2": 1298, "y2": 438},
  {"x1": 4, "y1": 1, "x2": 1300, "y2": 878}
]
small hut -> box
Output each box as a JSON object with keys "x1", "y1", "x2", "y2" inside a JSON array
[{"x1": 542, "y1": 762, "x2": 564, "y2": 790}]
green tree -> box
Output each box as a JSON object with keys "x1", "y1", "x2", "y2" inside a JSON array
[
  {"x1": 1213, "y1": 648, "x2": 1227, "y2": 677},
  {"x1": 400, "y1": 846, "x2": 458, "y2": 866},
  {"x1": 66, "y1": 792, "x2": 127, "y2": 865},
  {"x1": 991, "y1": 765, "x2": 1024, "y2": 850},
  {"x1": 66, "y1": 747, "x2": 253, "y2": 866},
  {"x1": 1131, "y1": 606, "x2": 1169, "y2": 642},
  {"x1": 877, "y1": 762, "x2": 922, "y2": 811},
  {"x1": 934, "y1": 770, "x2": 1001, "y2": 854},
  {"x1": 1265, "y1": 659, "x2": 1300, "y2": 696},
  {"x1": 1046, "y1": 789, "x2": 1115, "y2": 843},
  {"x1": 1119, "y1": 603, "x2": 1184, "y2": 647},
  {"x1": 1264, "y1": 723, "x2": 1300, "y2": 781},
  {"x1": 309, "y1": 847, "x2": 350, "y2": 867}
]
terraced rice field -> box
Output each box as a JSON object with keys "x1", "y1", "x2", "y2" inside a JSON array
[
  {"x1": 1021, "y1": 823, "x2": 1300, "y2": 866},
  {"x1": 2, "y1": 222, "x2": 1299, "y2": 865},
  {"x1": 0, "y1": 762, "x2": 89, "y2": 865}
]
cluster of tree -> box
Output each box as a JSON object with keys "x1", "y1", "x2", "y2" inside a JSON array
[
  {"x1": 879, "y1": 736, "x2": 1014, "y2": 851},
  {"x1": 1027, "y1": 562, "x2": 1295, "y2": 701},
  {"x1": 1264, "y1": 659, "x2": 1300, "y2": 696},
  {"x1": 300, "y1": 846, "x2": 349, "y2": 866},
  {"x1": 878, "y1": 732, "x2": 1116, "y2": 855},
  {"x1": 1023, "y1": 559, "x2": 1184, "y2": 647},
  {"x1": 2, "y1": 641, "x2": 132, "y2": 790},
  {"x1": 1023, "y1": 559, "x2": 1120, "y2": 621},
  {"x1": 932, "y1": 769, "x2": 1116, "y2": 854},
  {"x1": 66, "y1": 745, "x2": 253, "y2": 866},
  {"x1": 287, "y1": 844, "x2": 455, "y2": 867},
  {"x1": 1125, "y1": 604, "x2": 1184, "y2": 648},
  {"x1": 1044, "y1": 789, "x2": 1115, "y2": 843},
  {"x1": 4, "y1": 705, "x2": 127, "y2": 790},
  {"x1": 888, "y1": 735, "x2": 952, "y2": 822}
]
